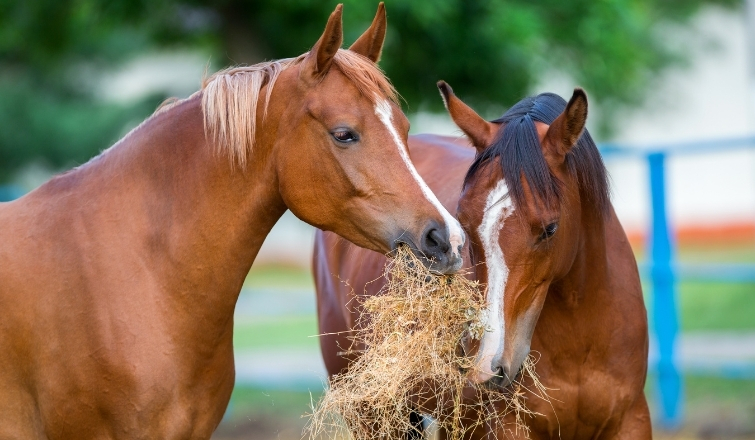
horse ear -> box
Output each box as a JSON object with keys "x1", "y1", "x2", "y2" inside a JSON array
[
  {"x1": 543, "y1": 88, "x2": 588, "y2": 165},
  {"x1": 349, "y1": 2, "x2": 386, "y2": 63},
  {"x1": 301, "y1": 4, "x2": 344, "y2": 84},
  {"x1": 437, "y1": 81, "x2": 498, "y2": 153}
]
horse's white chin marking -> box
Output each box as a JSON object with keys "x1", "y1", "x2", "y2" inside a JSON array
[
  {"x1": 374, "y1": 100, "x2": 465, "y2": 254},
  {"x1": 469, "y1": 178, "x2": 515, "y2": 383}
]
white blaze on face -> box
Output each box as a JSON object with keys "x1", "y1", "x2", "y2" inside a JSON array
[
  {"x1": 471, "y1": 178, "x2": 515, "y2": 383},
  {"x1": 374, "y1": 99, "x2": 465, "y2": 254}
]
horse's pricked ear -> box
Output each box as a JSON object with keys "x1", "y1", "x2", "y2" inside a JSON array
[
  {"x1": 544, "y1": 88, "x2": 588, "y2": 164},
  {"x1": 301, "y1": 4, "x2": 344, "y2": 84},
  {"x1": 349, "y1": 2, "x2": 386, "y2": 63},
  {"x1": 437, "y1": 81, "x2": 498, "y2": 153}
]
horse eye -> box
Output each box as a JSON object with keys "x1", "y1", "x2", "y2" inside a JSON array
[
  {"x1": 540, "y1": 223, "x2": 558, "y2": 241},
  {"x1": 331, "y1": 129, "x2": 358, "y2": 143}
]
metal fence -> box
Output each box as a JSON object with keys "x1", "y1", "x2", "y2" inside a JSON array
[{"x1": 600, "y1": 136, "x2": 755, "y2": 428}]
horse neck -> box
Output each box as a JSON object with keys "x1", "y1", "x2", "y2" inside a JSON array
[
  {"x1": 84, "y1": 94, "x2": 287, "y2": 320},
  {"x1": 548, "y1": 204, "x2": 612, "y2": 308}
]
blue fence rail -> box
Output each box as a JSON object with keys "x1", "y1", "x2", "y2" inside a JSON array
[{"x1": 600, "y1": 136, "x2": 755, "y2": 429}]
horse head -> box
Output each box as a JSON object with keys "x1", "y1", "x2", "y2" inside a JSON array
[
  {"x1": 438, "y1": 81, "x2": 609, "y2": 387},
  {"x1": 265, "y1": 5, "x2": 464, "y2": 273}
]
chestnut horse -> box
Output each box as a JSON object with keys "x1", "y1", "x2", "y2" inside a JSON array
[
  {"x1": 0, "y1": 5, "x2": 465, "y2": 439},
  {"x1": 315, "y1": 84, "x2": 650, "y2": 438}
]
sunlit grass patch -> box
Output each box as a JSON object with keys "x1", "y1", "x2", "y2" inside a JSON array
[{"x1": 234, "y1": 316, "x2": 319, "y2": 350}]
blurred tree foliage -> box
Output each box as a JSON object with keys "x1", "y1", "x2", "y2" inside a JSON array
[{"x1": 0, "y1": 0, "x2": 741, "y2": 182}]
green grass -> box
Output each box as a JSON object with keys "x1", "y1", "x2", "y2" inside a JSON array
[
  {"x1": 674, "y1": 244, "x2": 755, "y2": 332},
  {"x1": 226, "y1": 386, "x2": 322, "y2": 419},
  {"x1": 243, "y1": 265, "x2": 314, "y2": 289},
  {"x1": 638, "y1": 242, "x2": 755, "y2": 333},
  {"x1": 678, "y1": 282, "x2": 755, "y2": 332},
  {"x1": 646, "y1": 374, "x2": 755, "y2": 433},
  {"x1": 684, "y1": 375, "x2": 755, "y2": 403},
  {"x1": 233, "y1": 316, "x2": 320, "y2": 350},
  {"x1": 645, "y1": 281, "x2": 755, "y2": 332},
  {"x1": 647, "y1": 373, "x2": 755, "y2": 404}
]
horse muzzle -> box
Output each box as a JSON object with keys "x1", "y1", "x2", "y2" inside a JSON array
[
  {"x1": 485, "y1": 363, "x2": 525, "y2": 391},
  {"x1": 416, "y1": 220, "x2": 464, "y2": 274}
]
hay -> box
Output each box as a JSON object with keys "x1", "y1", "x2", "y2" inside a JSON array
[{"x1": 307, "y1": 246, "x2": 550, "y2": 440}]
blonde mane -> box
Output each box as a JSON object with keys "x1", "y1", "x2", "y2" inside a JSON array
[{"x1": 201, "y1": 49, "x2": 399, "y2": 168}]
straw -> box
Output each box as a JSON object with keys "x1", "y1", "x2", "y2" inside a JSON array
[{"x1": 307, "y1": 245, "x2": 550, "y2": 440}]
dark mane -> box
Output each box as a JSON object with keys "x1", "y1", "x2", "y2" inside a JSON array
[{"x1": 464, "y1": 93, "x2": 610, "y2": 218}]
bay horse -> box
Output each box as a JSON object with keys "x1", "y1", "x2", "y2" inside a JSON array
[
  {"x1": 0, "y1": 5, "x2": 465, "y2": 439},
  {"x1": 314, "y1": 84, "x2": 651, "y2": 438}
]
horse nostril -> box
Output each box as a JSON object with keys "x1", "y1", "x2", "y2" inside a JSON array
[
  {"x1": 416, "y1": 224, "x2": 460, "y2": 273},
  {"x1": 425, "y1": 229, "x2": 439, "y2": 249},
  {"x1": 423, "y1": 228, "x2": 450, "y2": 255}
]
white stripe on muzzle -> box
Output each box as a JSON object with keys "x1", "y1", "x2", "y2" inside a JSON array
[
  {"x1": 470, "y1": 178, "x2": 515, "y2": 383},
  {"x1": 374, "y1": 100, "x2": 465, "y2": 253}
]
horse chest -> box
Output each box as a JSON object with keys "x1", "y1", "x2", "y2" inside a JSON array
[
  {"x1": 516, "y1": 282, "x2": 648, "y2": 437},
  {"x1": 516, "y1": 360, "x2": 640, "y2": 438}
]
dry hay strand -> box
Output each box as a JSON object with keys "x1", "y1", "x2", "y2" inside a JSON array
[{"x1": 307, "y1": 246, "x2": 552, "y2": 440}]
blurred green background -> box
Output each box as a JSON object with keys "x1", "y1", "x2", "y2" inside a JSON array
[{"x1": 0, "y1": 0, "x2": 741, "y2": 182}]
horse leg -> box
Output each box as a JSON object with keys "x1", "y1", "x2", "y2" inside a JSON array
[
  {"x1": 437, "y1": 424, "x2": 490, "y2": 440},
  {"x1": 407, "y1": 411, "x2": 424, "y2": 439},
  {"x1": 613, "y1": 394, "x2": 652, "y2": 440},
  {"x1": 435, "y1": 403, "x2": 494, "y2": 440}
]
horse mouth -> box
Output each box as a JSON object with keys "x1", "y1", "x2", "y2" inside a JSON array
[
  {"x1": 481, "y1": 363, "x2": 525, "y2": 392},
  {"x1": 392, "y1": 238, "x2": 462, "y2": 275},
  {"x1": 392, "y1": 240, "x2": 443, "y2": 274},
  {"x1": 457, "y1": 325, "x2": 481, "y2": 375},
  {"x1": 457, "y1": 330, "x2": 526, "y2": 392}
]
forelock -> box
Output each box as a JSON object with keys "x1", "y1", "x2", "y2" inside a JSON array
[
  {"x1": 331, "y1": 49, "x2": 399, "y2": 105},
  {"x1": 463, "y1": 93, "x2": 610, "y2": 218}
]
